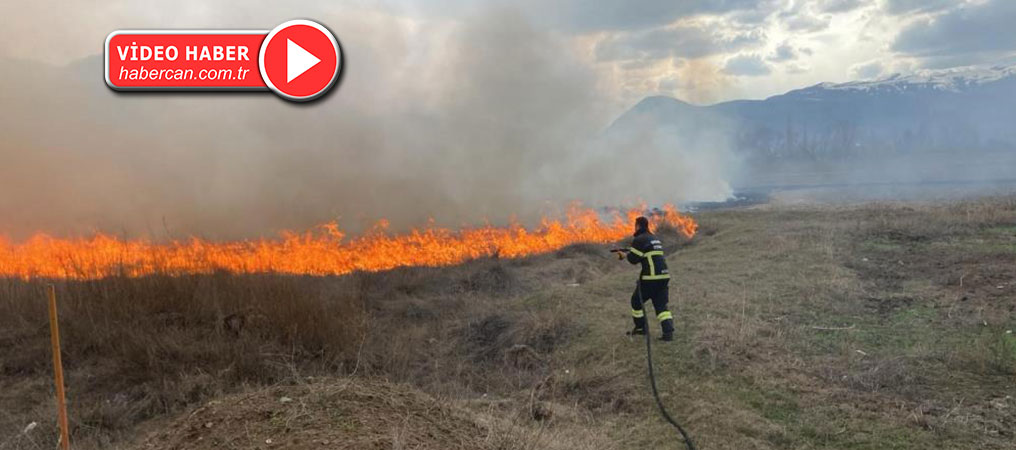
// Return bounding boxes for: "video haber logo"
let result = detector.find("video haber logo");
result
[104,20,342,102]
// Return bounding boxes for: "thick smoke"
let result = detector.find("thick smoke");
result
[0,7,735,241]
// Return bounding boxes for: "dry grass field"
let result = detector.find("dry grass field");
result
[2,196,1014,449]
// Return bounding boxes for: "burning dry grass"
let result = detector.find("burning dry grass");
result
[0,205,696,279]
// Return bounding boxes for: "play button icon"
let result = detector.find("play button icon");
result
[259,20,341,101]
[287,39,320,83]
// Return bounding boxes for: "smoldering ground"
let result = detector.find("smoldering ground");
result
[0,6,738,241]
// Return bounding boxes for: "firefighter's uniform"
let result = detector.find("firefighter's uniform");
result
[626,228,674,339]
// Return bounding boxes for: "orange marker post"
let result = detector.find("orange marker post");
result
[47,284,71,450]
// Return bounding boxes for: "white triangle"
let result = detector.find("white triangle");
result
[286,39,321,83]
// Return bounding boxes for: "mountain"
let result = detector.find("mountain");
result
[608,65,1016,163]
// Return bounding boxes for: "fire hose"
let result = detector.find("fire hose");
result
[615,248,696,449]
[635,280,696,450]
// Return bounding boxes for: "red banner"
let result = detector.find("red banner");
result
[105,30,269,90]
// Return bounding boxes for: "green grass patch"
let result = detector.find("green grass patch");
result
[859,238,904,252]
[978,327,1016,374]
[982,225,1016,236]
[731,382,801,424]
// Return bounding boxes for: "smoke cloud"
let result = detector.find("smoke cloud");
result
[0,6,736,241]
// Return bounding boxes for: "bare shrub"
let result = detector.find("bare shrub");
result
[844,357,920,394]
[554,243,604,259]
[461,262,520,296]
[0,274,366,448]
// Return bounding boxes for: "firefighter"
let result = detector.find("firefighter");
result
[618,216,674,341]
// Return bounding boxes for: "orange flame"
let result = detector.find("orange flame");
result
[0,205,696,280]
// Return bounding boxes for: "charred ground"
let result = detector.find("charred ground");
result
[1,198,1015,449]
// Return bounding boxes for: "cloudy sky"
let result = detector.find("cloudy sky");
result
[1,0,1013,108]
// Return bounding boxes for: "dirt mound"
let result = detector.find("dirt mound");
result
[139,378,498,450]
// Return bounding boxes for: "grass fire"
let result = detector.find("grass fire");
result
[0,205,696,279]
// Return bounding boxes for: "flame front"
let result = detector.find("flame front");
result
[0,205,696,280]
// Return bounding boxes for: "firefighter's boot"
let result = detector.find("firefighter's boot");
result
[629,309,647,336]
[659,311,675,342]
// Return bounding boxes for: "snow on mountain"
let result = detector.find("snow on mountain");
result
[818,64,1016,93]
[607,63,1016,162]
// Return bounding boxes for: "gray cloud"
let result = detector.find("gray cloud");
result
[892,0,1016,63]
[916,53,1016,70]
[819,0,867,13]
[778,1,832,33]
[532,0,775,32]
[595,25,764,62]
[723,54,772,76]
[851,60,884,78]
[783,13,830,32]
[379,0,786,34]
[768,41,797,62]
[883,0,955,15]
[727,7,777,25]
[784,63,809,74]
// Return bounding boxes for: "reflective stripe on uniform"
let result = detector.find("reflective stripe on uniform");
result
[634,247,668,279]
[641,274,670,280]
[645,249,665,277]
[657,311,673,321]
[631,309,645,318]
